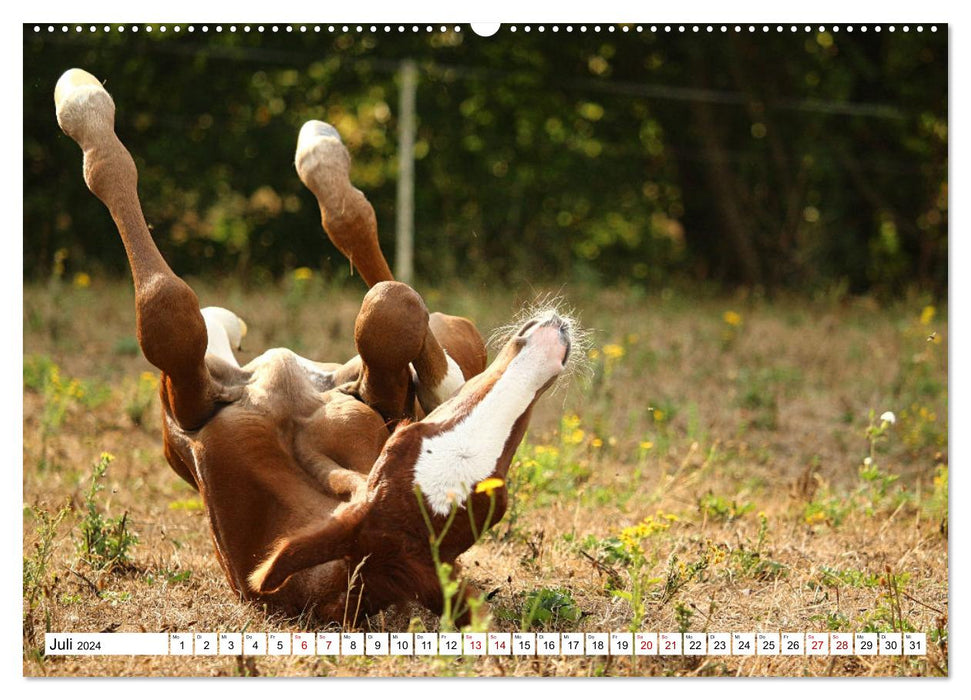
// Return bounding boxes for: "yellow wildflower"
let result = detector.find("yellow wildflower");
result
[920,305,936,325]
[562,414,581,430]
[169,498,205,511]
[805,511,826,526]
[293,266,314,281]
[564,428,585,446]
[723,310,743,327]
[602,343,625,360]
[618,530,645,559]
[639,440,654,451]
[73,272,91,288]
[619,513,677,547]
[591,437,604,449]
[53,248,69,278]
[474,477,505,496]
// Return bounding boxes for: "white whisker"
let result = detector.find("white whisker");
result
[487,293,593,386]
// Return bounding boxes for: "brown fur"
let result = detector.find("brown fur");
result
[56,69,568,627]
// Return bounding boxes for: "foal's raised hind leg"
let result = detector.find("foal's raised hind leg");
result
[55,69,216,430]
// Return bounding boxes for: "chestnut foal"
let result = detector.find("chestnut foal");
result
[55,69,574,626]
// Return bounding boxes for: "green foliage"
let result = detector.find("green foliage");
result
[145,569,192,586]
[803,493,852,528]
[125,372,160,428]
[512,442,591,504]
[803,406,943,529]
[735,365,804,431]
[857,460,910,515]
[674,601,694,633]
[25,355,110,420]
[698,492,755,523]
[727,514,788,582]
[23,504,71,625]
[924,463,948,524]
[859,604,917,633]
[661,552,712,602]
[113,335,140,356]
[589,535,634,568]
[520,588,582,629]
[809,611,852,631]
[413,484,500,632]
[25,28,946,295]
[587,513,679,631]
[809,566,881,590]
[504,435,591,539]
[75,453,139,572]
[24,356,112,469]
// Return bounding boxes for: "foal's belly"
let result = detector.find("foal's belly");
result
[238,348,391,475]
[162,348,391,592]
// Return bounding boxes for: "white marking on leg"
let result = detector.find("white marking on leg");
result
[437,352,466,401]
[414,351,466,412]
[201,307,246,368]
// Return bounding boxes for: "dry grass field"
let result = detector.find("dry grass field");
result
[22,275,948,677]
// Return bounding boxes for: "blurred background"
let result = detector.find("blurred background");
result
[24,25,947,298]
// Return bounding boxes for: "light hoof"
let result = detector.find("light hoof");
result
[54,68,115,145]
[298,120,342,147]
[201,306,248,365]
[295,120,351,181]
[54,68,103,109]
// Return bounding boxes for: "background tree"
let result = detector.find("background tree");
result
[24,25,947,297]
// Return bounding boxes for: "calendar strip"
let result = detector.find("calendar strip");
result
[44,632,928,657]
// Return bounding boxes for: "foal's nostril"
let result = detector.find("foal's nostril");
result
[517,319,538,337]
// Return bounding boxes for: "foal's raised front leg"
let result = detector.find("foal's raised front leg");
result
[55,69,216,429]
[296,120,473,413]
[295,121,394,288]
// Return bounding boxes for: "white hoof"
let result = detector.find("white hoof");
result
[295,120,349,181]
[201,307,248,366]
[54,68,115,145]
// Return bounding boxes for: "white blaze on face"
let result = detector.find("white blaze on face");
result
[413,320,568,516]
[201,307,247,368]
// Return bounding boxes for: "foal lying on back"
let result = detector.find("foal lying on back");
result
[55,68,577,625]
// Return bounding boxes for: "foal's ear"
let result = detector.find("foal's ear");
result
[248,502,369,595]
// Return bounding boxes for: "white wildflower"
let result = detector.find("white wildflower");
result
[880,411,896,425]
